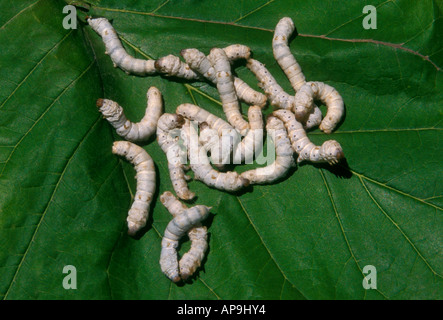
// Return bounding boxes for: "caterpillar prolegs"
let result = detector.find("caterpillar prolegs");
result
[159,191,211,282]
[112,141,156,235]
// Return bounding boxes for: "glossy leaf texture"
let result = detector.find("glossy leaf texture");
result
[0,0,441,299]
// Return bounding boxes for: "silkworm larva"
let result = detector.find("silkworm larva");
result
[240,116,295,184]
[272,109,345,165]
[112,141,156,235]
[273,17,306,92]
[180,48,267,108]
[157,113,195,200]
[160,191,208,281]
[296,82,344,134]
[87,17,156,76]
[209,48,250,135]
[96,87,163,142]
[182,121,250,191]
[160,195,211,282]
[176,103,239,166]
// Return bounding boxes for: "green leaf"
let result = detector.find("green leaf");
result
[0,0,441,299]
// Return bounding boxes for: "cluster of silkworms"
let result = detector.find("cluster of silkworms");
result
[88,16,346,282]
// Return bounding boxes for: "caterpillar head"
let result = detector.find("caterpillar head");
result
[294,91,314,122]
[112,141,130,156]
[320,140,345,165]
[154,55,179,74]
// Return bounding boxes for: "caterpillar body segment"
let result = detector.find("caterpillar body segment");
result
[232,105,264,164]
[209,48,250,135]
[296,82,344,134]
[182,121,250,191]
[180,48,267,108]
[97,87,163,142]
[272,109,344,165]
[160,193,211,282]
[160,191,209,281]
[87,17,156,75]
[273,17,306,92]
[112,141,156,235]
[157,114,195,200]
[240,116,295,184]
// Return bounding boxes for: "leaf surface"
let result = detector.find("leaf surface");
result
[0,0,441,299]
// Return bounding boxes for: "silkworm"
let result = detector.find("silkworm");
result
[240,116,295,184]
[159,192,211,282]
[272,109,345,165]
[112,141,156,235]
[182,121,250,191]
[273,17,306,92]
[176,103,240,166]
[209,48,250,135]
[295,82,344,134]
[87,17,156,76]
[160,191,208,281]
[180,48,267,108]
[96,86,163,142]
[157,113,195,200]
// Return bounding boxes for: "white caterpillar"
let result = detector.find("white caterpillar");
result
[246,58,322,129]
[240,116,295,184]
[272,17,344,131]
[112,141,156,235]
[180,48,267,108]
[176,103,239,167]
[87,17,156,75]
[295,82,344,134]
[160,191,208,281]
[181,120,250,191]
[96,86,163,142]
[273,17,306,92]
[156,113,196,200]
[159,192,211,282]
[273,109,344,165]
[208,48,250,135]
